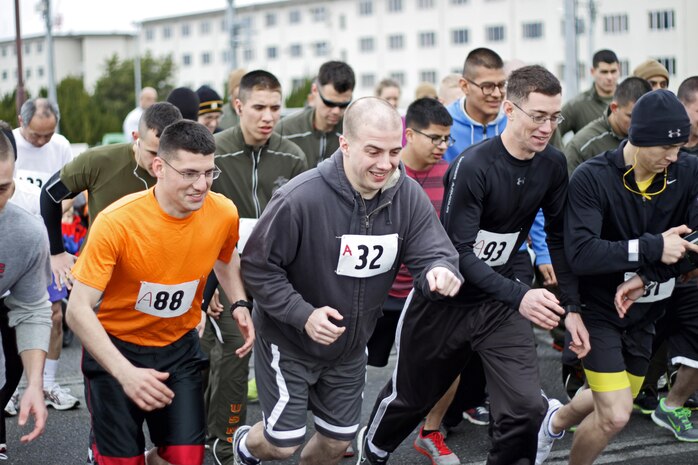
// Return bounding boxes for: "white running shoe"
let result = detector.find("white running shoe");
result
[44,384,80,410]
[536,398,565,465]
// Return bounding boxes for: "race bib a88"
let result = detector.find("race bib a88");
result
[336,234,399,278]
[134,279,199,318]
[473,230,519,267]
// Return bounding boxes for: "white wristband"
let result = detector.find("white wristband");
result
[628,239,639,262]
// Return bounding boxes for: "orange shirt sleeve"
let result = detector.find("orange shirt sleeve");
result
[71,213,121,291]
[216,199,240,264]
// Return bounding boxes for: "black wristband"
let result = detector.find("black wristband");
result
[230,300,253,314]
[564,305,582,316]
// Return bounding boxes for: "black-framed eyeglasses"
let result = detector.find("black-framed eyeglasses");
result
[161,157,221,182]
[511,101,565,125]
[411,128,456,147]
[316,82,352,109]
[466,78,507,96]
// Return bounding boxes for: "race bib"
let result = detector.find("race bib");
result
[336,234,398,278]
[16,169,50,188]
[237,218,258,253]
[473,230,519,267]
[624,272,675,303]
[134,279,199,318]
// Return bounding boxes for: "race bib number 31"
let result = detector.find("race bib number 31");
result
[336,234,398,278]
[473,230,519,267]
[135,279,199,318]
[624,273,675,303]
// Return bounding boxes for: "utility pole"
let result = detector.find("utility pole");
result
[588,0,597,74]
[226,0,237,71]
[134,22,142,108]
[563,0,579,101]
[14,0,25,118]
[41,0,58,130]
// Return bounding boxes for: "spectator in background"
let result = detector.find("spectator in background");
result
[678,76,698,154]
[438,74,463,106]
[375,78,401,109]
[414,82,438,100]
[196,85,224,134]
[122,87,157,141]
[219,69,247,131]
[633,59,670,90]
[167,87,200,121]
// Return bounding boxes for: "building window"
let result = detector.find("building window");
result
[37,67,44,77]
[313,41,329,57]
[200,21,211,35]
[388,34,404,50]
[243,48,254,62]
[201,52,211,65]
[359,37,375,52]
[25,68,31,79]
[292,78,306,90]
[451,0,468,4]
[24,43,30,55]
[655,57,676,75]
[361,73,376,88]
[267,46,278,59]
[522,22,544,39]
[163,26,172,39]
[486,25,505,41]
[452,28,469,44]
[390,71,406,86]
[289,10,301,24]
[222,50,232,63]
[359,0,373,16]
[221,19,228,31]
[181,23,190,36]
[418,0,434,8]
[1,70,6,80]
[420,70,437,84]
[603,14,628,33]
[310,7,326,22]
[36,42,42,53]
[145,28,154,41]
[266,13,277,27]
[182,54,192,66]
[290,43,302,57]
[649,10,675,30]
[339,14,346,29]
[561,18,585,35]
[1,46,6,57]
[418,31,436,48]
[387,0,402,12]
[619,59,630,77]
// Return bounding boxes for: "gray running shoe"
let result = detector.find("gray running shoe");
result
[651,398,698,442]
[4,389,19,416]
[536,398,564,464]
[44,384,79,410]
[413,427,461,465]
[232,426,260,465]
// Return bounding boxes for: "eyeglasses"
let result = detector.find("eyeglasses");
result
[161,157,221,182]
[511,102,565,125]
[466,79,507,96]
[411,128,456,147]
[316,83,352,109]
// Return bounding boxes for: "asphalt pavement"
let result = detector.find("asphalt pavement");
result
[5,329,698,464]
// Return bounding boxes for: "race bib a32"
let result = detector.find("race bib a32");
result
[336,234,398,278]
[624,272,675,303]
[472,230,519,267]
[134,279,199,318]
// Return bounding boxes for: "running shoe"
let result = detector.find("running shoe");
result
[44,384,80,410]
[344,443,355,457]
[463,404,489,426]
[3,389,19,417]
[356,426,389,464]
[247,378,258,404]
[685,391,698,410]
[633,388,659,415]
[0,443,7,460]
[536,398,564,465]
[651,398,698,442]
[232,425,260,465]
[413,426,461,465]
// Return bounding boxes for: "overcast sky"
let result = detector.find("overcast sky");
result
[0,0,272,40]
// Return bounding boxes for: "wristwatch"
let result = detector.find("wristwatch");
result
[636,271,657,294]
[230,300,253,315]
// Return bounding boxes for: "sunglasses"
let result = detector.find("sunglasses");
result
[316,83,352,109]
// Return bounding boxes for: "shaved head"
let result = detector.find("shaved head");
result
[343,97,402,142]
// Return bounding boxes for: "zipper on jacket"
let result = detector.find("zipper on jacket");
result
[319,134,327,162]
[251,148,262,218]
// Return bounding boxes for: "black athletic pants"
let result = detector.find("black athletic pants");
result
[365,291,546,465]
[0,299,23,445]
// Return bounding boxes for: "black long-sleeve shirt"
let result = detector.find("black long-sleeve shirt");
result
[442,136,578,309]
[565,142,698,311]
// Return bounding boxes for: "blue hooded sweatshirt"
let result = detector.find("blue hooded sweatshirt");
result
[444,97,507,163]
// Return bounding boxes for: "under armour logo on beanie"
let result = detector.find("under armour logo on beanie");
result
[628,89,690,147]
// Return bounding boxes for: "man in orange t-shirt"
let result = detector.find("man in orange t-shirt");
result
[66,120,254,465]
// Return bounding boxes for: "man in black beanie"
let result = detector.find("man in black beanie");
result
[167,87,200,121]
[196,85,224,134]
[536,89,698,464]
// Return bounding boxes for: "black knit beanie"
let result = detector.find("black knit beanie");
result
[628,89,690,147]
